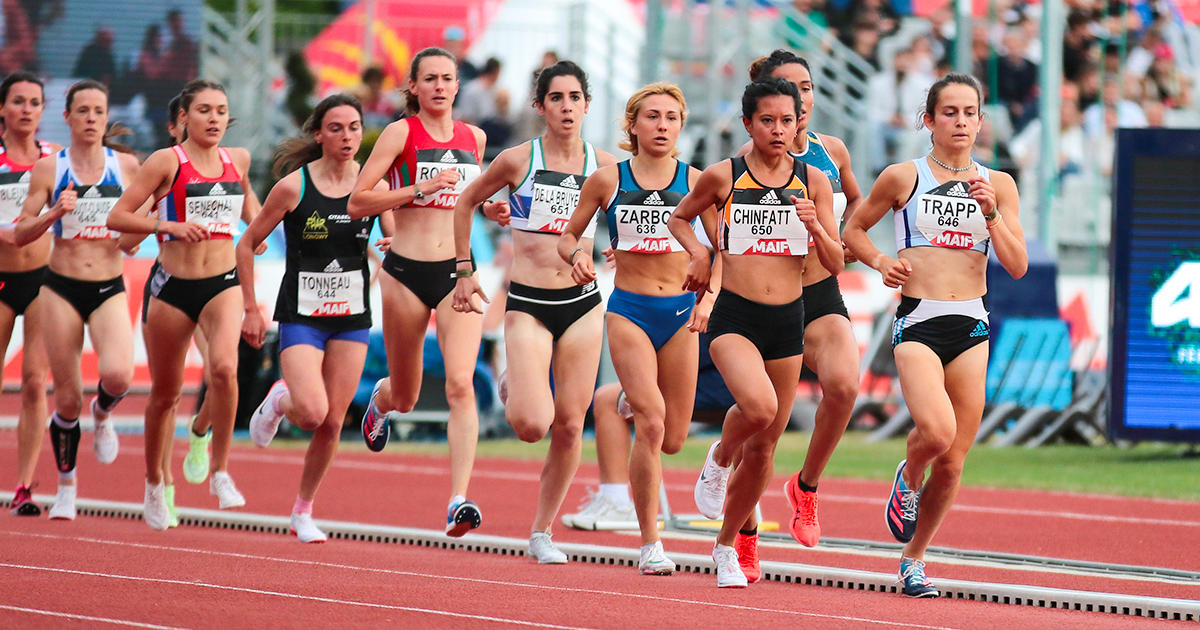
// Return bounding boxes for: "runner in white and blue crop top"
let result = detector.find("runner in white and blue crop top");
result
[843,73,1027,598]
[451,61,619,560]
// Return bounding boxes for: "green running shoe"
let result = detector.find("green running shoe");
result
[183,417,211,484]
[165,484,179,528]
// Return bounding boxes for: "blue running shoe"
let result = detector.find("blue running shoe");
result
[446,499,482,537]
[885,460,921,543]
[899,557,939,598]
[361,379,390,452]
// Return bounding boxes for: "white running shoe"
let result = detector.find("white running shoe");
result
[713,543,748,588]
[249,380,289,448]
[639,541,676,576]
[209,472,246,509]
[616,391,633,421]
[563,489,638,530]
[91,398,119,465]
[694,440,731,520]
[48,485,77,520]
[144,481,169,531]
[290,512,328,543]
[528,532,568,564]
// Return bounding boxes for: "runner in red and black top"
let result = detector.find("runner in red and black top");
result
[0,72,64,517]
[107,79,262,530]
[349,47,488,535]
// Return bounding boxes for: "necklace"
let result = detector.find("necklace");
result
[927,153,973,172]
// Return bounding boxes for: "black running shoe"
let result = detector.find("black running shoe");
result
[446,499,482,537]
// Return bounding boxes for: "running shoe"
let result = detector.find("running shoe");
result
[784,472,821,547]
[616,391,633,421]
[183,416,211,484]
[528,532,568,564]
[361,378,390,452]
[290,512,328,543]
[899,557,940,598]
[91,397,119,464]
[734,531,761,583]
[144,481,169,531]
[712,543,747,588]
[694,440,731,520]
[249,380,288,448]
[48,485,76,520]
[446,498,482,537]
[885,460,921,543]
[562,488,638,531]
[638,541,676,576]
[10,484,41,516]
[209,471,246,509]
[165,485,179,528]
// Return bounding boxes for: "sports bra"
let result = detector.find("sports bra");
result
[52,147,124,240]
[894,157,991,255]
[0,140,53,224]
[155,145,244,242]
[508,137,599,237]
[718,155,810,256]
[604,159,691,253]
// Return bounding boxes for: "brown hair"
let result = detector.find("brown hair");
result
[403,47,456,114]
[178,79,231,141]
[619,82,687,157]
[917,72,983,130]
[273,93,363,178]
[63,79,134,155]
[748,49,811,82]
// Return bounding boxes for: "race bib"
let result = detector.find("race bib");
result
[297,259,366,317]
[0,171,31,224]
[413,148,481,210]
[527,170,594,237]
[915,180,988,250]
[185,181,243,238]
[59,184,121,239]
[726,188,808,256]
[613,190,686,253]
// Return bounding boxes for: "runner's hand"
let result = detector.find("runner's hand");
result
[681,253,712,295]
[601,246,616,268]
[791,195,819,231]
[688,297,713,333]
[254,240,268,255]
[968,177,997,217]
[241,307,267,349]
[428,168,460,193]
[452,275,489,315]
[375,237,391,252]
[875,254,911,288]
[483,200,511,227]
[571,250,596,285]
[53,181,76,217]
[163,221,208,242]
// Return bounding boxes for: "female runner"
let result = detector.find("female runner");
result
[3,72,62,516]
[668,77,841,587]
[730,50,864,572]
[348,47,487,535]
[451,61,615,558]
[240,94,392,542]
[843,73,1026,597]
[14,80,143,520]
[108,79,261,530]
[558,82,716,574]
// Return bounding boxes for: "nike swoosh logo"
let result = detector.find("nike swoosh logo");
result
[99,286,113,293]
[676,309,689,316]
[224,273,236,280]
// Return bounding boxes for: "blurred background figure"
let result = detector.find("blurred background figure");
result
[355,66,399,131]
[72,27,116,87]
[443,25,479,83]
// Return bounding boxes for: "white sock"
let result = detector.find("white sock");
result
[598,483,631,508]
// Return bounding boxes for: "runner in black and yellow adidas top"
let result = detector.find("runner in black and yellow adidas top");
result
[451,61,616,557]
[668,77,842,588]
[843,73,1027,597]
[558,83,716,576]
[238,94,391,543]
[0,72,63,517]
[14,80,145,521]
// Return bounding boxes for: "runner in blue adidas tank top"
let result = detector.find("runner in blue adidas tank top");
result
[844,74,1027,597]
[238,94,392,543]
[452,61,617,559]
[0,73,63,517]
[669,77,842,588]
[558,83,717,575]
[731,51,865,562]
[14,80,145,521]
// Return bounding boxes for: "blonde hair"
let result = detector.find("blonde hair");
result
[619,82,687,157]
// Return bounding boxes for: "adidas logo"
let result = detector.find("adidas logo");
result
[439,152,458,164]
[324,260,343,273]
[559,176,579,189]
[946,182,969,198]
[969,321,988,337]
[82,187,101,199]
[760,189,781,205]
[645,191,663,206]
[209,183,226,196]
[18,172,30,184]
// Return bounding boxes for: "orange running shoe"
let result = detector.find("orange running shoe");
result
[784,472,821,547]
[734,531,761,583]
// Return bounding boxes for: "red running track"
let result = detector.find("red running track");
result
[0,433,1197,628]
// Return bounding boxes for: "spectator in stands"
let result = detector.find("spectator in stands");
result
[1125,26,1165,78]
[163,9,198,82]
[1077,62,1102,110]
[1142,42,1192,108]
[869,47,932,174]
[1010,83,1087,186]
[1063,11,1097,82]
[356,66,398,130]
[971,117,1016,179]
[457,57,504,126]
[1084,80,1148,136]
[834,0,898,41]
[910,35,936,75]
[1143,97,1167,126]
[72,28,116,86]
[786,0,831,42]
[1018,14,1042,64]
[850,22,882,70]
[996,26,1039,132]
[514,51,560,143]
[443,26,480,84]
[925,5,955,64]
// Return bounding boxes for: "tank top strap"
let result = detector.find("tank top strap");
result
[582,141,597,176]
[530,136,545,172]
[299,164,310,202]
[218,147,233,164]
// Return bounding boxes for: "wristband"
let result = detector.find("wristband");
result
[569,247,584,264]
[153,219,161,235]
[983,208,998,222]
[412,184,425,200]
[456,258,473,265]
[453,268,474,279]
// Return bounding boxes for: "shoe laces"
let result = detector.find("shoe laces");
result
[799,491,819,526]
[702,463,729,500]
[212,475,238,496]
[366,408,388,441]
[900,558,932,586]
[715,547,740,574]
[735,535,759,565]
[899,488,920,522]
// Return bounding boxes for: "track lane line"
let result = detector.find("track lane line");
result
[1,531,965,630]
[0,604,188,629]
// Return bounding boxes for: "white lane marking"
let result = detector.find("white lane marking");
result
[1,532,964,630]
[0,604,188,629]
[0,562,594,630]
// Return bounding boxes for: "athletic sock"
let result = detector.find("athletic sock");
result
[49,413,81,477]
[96,380,127,413]
[797,474,818,494]
[293,496,314,515]
[598,483,631,508]
[739,527,758,537]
